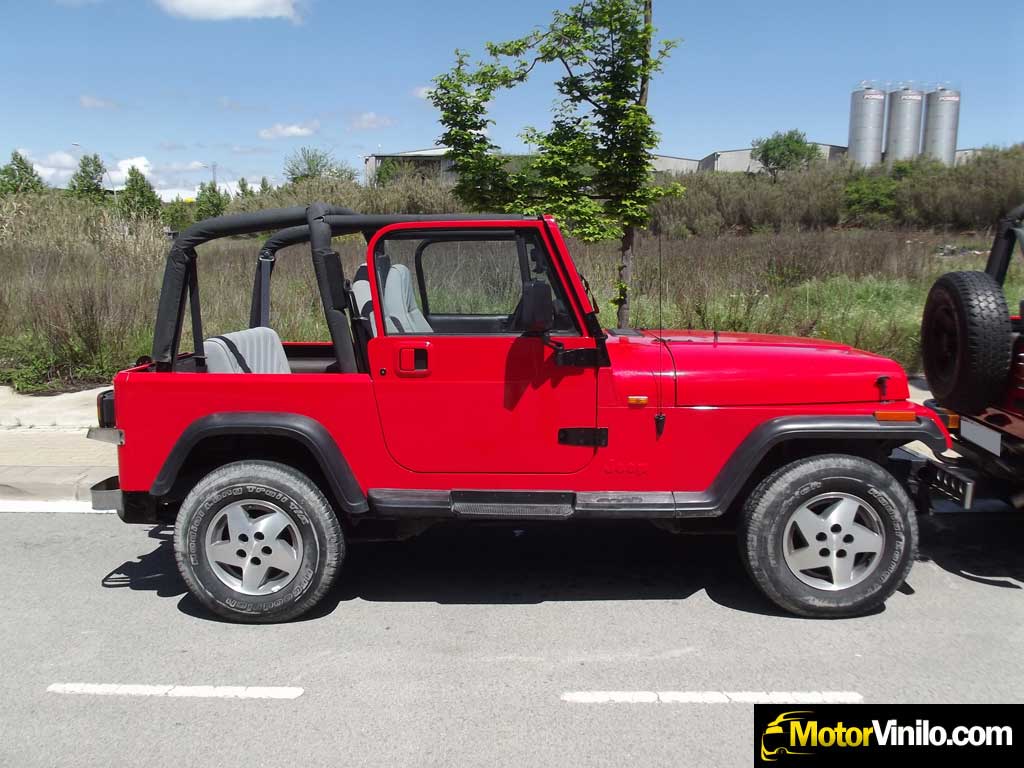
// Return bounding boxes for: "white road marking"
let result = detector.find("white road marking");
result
[561,690,863,704]
[47,683,303,700]
[0,501,112,514]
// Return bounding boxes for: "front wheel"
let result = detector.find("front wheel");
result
[173,460,344,623]
[739,454,916,618]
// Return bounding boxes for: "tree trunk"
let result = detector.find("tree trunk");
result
[639,0,652,107]
[615,1,653,330]
[616,225,635,328]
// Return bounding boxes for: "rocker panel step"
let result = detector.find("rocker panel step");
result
[366,489,723,519]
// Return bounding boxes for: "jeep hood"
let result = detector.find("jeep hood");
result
[646,330,909,406]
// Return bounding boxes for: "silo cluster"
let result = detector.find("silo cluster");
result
[847,83,960,168]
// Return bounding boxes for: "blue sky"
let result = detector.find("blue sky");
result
[1,0,1018,199]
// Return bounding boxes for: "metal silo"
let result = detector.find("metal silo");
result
[848,85,887,168]
[885,86,924,164]
[922,87,961,166]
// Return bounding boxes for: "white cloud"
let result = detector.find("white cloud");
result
[154,178,260,202]
[108,156,153,185]
[348,112,395,130]
[25,150,79,184]
[258,120,319,139]
[79,94,116,109]
[155,186,199,202]
[157,160,206,172]
[228,144,273,155]
[155,0,300,21]
[412,86,432,100]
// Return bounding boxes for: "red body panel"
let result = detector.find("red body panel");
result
[111,219,949,499]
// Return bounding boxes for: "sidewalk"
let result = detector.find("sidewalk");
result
[0,385,116,502]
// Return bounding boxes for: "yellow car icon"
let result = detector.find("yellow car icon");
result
[760,711,816,762]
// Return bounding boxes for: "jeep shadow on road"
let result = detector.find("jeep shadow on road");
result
[91,514,1005,624]
[99,521,780,620]
[100,514,1023,624]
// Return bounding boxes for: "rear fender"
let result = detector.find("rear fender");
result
[150,412,368,515]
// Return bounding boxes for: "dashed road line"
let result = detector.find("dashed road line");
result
[561,690,863,704]
[47,683,304,700]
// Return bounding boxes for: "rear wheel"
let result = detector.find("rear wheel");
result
[921,270,1011,414]
[739,454,916,618]
[173,460,344,623]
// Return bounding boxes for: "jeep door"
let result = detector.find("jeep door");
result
[366,222,599,474]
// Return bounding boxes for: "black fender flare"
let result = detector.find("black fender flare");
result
[674,414,948,517]
[151,412,368,515]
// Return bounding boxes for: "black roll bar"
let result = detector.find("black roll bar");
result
[984,203,1024,286]
[152,205,529,372]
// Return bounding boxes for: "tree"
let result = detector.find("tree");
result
[236,177,254,198]
[194,181,230,220]
[751,130,822,182]
[67,154,107,205]
[162,196,195,233]
[117,166,161,220]
[431,0,679,326]
[283,147,358,184]
[0,150,46,195]
[259,176,273,195]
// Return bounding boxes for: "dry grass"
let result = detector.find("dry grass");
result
[1,190,1010,391]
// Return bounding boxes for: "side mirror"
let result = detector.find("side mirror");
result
[521,280,555,334]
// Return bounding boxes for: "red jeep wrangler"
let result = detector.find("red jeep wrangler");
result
[89,204,949,623]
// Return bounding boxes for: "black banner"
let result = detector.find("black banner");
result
[754,704,1022,766]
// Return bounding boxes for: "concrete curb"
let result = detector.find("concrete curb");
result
[0,465,115,503]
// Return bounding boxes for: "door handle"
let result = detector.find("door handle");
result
[397,344,430,377]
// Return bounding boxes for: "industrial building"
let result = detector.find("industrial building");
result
[367,83,966,183]
[697,143,847,173]
[364,149,700,184]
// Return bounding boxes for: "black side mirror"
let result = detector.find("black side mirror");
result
[521,280,555,334]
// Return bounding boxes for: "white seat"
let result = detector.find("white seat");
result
[352,263,432,336]
[383,264,432,334]
[204,327,290,374]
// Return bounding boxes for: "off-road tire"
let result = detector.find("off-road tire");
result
[739,454,917,618]
[921,270,1012,414]
[173,460,344,623]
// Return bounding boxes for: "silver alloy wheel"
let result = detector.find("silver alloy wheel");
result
[782,492,885,591]
[204,499,307,596]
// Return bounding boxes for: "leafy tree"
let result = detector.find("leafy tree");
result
[284,147,358,184]
[431,0,679,326]
[117,166,161,220]
[194,181,230,220]
[751,130,822,182]
[67,153,107,205]
[259,176,273,195]
[161,196,195,233]
[0,150,46,196]
[842,173,899,227]
[236,177,254,198]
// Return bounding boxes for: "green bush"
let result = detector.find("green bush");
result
[842,174,899,226]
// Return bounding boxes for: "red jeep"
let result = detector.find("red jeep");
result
[89,204,949,623]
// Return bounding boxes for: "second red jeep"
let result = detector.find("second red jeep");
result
[89,204,949,622]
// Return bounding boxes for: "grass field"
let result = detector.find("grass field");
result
[0,192,1015,392]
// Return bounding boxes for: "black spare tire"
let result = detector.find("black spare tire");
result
[921,270,1012,414]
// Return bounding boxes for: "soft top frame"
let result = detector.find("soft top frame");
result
[152,203,527,372]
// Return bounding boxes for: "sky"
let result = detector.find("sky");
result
[0,0,1019,200]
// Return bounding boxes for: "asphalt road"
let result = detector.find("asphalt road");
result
[1,511,1022,767]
